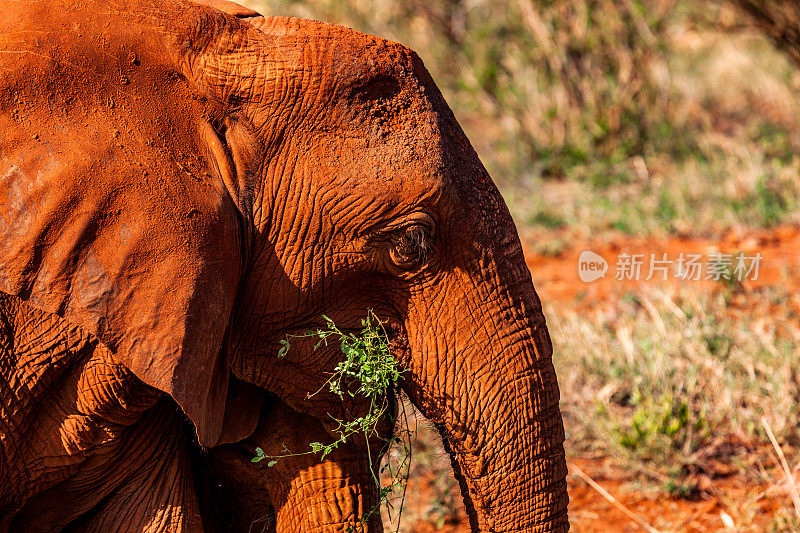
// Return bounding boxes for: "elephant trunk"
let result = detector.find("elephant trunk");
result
[445,323,568,531]
[405,257,569,531]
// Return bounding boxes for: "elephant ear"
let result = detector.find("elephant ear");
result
[0,0,267,446]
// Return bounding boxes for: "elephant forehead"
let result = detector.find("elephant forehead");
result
[307,120,447,208]
[242,16,430,117]
[257,16,417,81]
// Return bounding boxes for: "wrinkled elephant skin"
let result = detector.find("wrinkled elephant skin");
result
[0,0,569,531]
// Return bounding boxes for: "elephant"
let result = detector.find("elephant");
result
[0,0,569,531]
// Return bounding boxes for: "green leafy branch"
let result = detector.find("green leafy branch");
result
[251,310,413,530]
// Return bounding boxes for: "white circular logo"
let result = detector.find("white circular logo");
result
[578,250,608,282]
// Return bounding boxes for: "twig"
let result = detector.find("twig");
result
[392,394,412,529]
[571,464,662,533]
[761,417,800,519]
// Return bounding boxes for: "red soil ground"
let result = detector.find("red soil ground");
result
[408,225,800,532]
[526,225,800,311]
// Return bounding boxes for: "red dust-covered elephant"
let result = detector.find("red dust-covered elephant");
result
[0,0,569,530]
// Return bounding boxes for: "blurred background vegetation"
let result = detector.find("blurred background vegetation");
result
[247,0,800,243]
[241,0,800,530]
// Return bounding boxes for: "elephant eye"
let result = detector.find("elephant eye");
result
[389,225,430,269]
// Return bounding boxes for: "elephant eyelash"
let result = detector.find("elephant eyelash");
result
[363,215,434,270]
[397,225,430,262]
[390,225,431,270]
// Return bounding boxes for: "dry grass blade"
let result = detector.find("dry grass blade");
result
[571,464,663,533]
[761,417,800,519]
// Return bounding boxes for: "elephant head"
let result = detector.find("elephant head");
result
[0,0,568,530]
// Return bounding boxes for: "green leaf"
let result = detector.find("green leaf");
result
[251,447,265,462]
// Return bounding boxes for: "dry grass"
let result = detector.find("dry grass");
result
[552,284,800,471]
[550,284,800,529]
